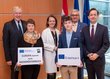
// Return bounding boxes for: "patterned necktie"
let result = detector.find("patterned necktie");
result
[91,25,94,40]
[18,21,23,34]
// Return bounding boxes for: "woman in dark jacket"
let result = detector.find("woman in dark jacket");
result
[18,19,43,79]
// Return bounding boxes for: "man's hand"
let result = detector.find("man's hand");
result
[87,53,93,58]
[90,53,99,61]
[6,61,12,65]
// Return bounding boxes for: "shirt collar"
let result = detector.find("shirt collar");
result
[90,22,97,28]
[73,22,78,26]
[14,20,21,25]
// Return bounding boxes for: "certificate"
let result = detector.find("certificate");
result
[18,47,43,65]
[58,48,80,66]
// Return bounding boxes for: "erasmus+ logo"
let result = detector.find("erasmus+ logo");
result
[59,54,65,59]
[19,50,24,53]
[58,54,79,59]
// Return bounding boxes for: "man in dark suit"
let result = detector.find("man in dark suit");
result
[2,6,26,79]
[81,8,109,79]
[70,9,87,79]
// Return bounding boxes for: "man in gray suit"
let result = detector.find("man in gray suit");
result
[81,8,109,79]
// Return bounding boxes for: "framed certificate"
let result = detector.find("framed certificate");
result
[18,47,43,65]
[58,48,80,66]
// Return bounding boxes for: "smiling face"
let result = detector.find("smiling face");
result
[13,6,22,21]
[48,17,56,28]
[88,10,99,24]
[70,10,80,23]
[27,23,35,32]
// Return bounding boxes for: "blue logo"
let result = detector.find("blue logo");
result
[19,50,24,53]
[59,54,65,59]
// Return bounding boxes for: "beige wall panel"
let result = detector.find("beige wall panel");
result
[0,66,10,79]
[0,15,14,41]
[68,0,74,14]
[0,41,6,65]
[0,41,10,79]
[0,0,61,14]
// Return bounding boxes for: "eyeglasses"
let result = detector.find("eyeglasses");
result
[70,14,79,16]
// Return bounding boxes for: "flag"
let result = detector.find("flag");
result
[62,0,68,16]
[74,0,83,22]
[74,0,90,24]
[61,0,68,31]
[74,0,79,10]
[83,0,90,25]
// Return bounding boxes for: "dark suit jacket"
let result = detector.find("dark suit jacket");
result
[3,19,26,64]
[81,23,109,64]
[59,31,79,48]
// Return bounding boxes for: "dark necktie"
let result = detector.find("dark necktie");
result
[91,25,94,40]
[18,21,23,35]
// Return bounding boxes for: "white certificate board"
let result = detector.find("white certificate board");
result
[18,47,43,65]
[58,48,80,66]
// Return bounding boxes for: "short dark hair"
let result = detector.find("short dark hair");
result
[63,16,72,23]
[26,19,35,26]
[88,8,99,16]
[46,15,57,28]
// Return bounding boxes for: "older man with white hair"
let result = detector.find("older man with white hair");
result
[2,6,26,79]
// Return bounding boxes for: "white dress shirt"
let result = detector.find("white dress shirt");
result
[90,22,97,36]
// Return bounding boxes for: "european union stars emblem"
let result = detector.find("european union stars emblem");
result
[19,50,24,53]
[59,54,65,59]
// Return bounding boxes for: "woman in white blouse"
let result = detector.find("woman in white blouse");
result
[42,15,59,79]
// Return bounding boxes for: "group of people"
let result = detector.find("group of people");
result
[2,6,109,79]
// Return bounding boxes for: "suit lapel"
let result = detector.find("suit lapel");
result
[21,20,26,33]
[63,32,68,48]
[69,31,74,47]
[47,28,55,44]
[11,19,20,34]
[87,26,91,40]
[76,22,81,33]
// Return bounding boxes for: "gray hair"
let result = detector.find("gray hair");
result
[70,9,79,15]
[12,6,22,13]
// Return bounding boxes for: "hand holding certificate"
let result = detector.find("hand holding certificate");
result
[57,48,80,66]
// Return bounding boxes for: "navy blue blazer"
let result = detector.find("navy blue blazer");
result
[59,31,78,48]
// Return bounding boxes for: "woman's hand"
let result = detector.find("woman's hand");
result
[53,46,58,51]
[16,62,22,67]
